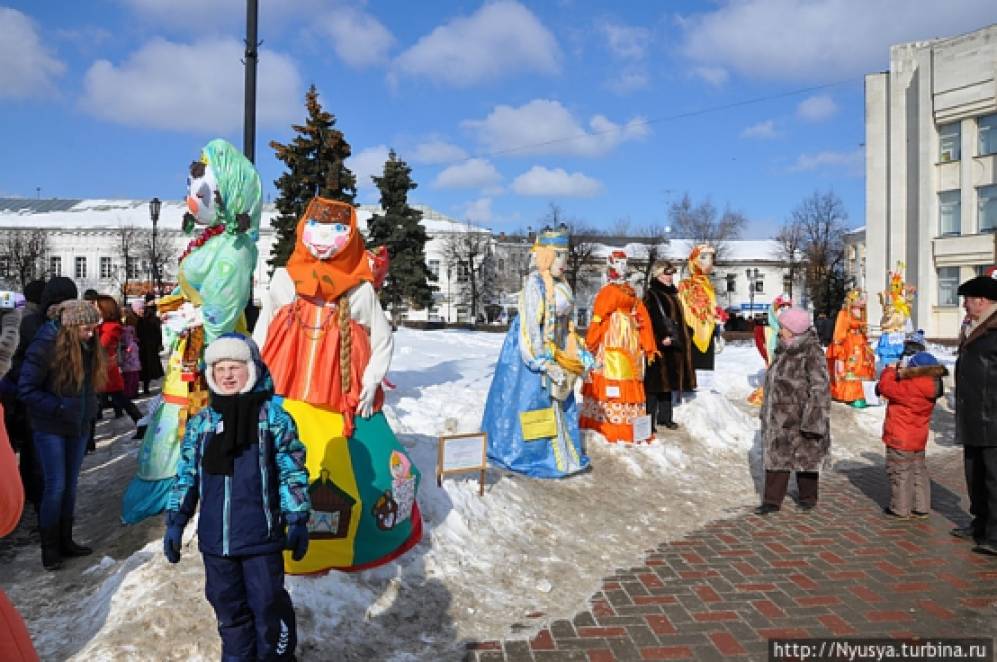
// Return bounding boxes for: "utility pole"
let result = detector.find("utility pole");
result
[243,0,259,163]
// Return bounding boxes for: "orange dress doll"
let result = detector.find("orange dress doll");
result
[827,290,876,407]
[580,251,658,443]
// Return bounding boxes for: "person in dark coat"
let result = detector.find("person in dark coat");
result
[18,300,106,570]
[6,277,78,511]
[643,260,696,430]
[134,299,164,394]
[951,275,997,555]
[755,308,831,514]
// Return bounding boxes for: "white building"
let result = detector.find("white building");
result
[844,226,866,290]
[0,198,488,321]
[865,24,997,339]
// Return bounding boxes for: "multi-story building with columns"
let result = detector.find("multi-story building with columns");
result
[865,24,997,339]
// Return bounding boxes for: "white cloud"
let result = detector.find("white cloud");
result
[349,145,391,191]
[0,7,66,99]
[411,140,468,165]
[741,120,778,139]
[392,0,560,86]
[691,66,729,87]
[790,148,864,176]
[317,7,394,68]
[606,69,649,94]
[463,197,493,223]
[600,22,651,60]
[511,166,603,197]
[797,94,837,122]
[80,38,301,134]
[463,99,649,158]
[679,0,997,81]
[434,159,502,189]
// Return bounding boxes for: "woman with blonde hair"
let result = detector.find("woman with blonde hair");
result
[18,300,107,569]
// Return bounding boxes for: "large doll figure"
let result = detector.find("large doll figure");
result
[254,197,421,574]
[580,251,658,444]
[678,244,723,370]
[122,139,260,524]
[876,264,916,365]
[827,289,876,407]
[482,227,592,478]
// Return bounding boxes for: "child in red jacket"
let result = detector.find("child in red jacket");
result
[875,352,948,519]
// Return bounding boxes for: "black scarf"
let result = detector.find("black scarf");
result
[203,388,271,476]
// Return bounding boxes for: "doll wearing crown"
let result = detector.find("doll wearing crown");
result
[482,227,593,478]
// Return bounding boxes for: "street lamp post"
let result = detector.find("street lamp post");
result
[149,197,162,295]
[446,264,452,323]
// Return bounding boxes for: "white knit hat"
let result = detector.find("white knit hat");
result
[204,335,256,394]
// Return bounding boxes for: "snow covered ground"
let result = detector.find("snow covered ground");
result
[0,329,959,661]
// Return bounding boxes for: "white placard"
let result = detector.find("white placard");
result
[633,415,653,441]
[605,385,621,398]
[441,434,486,472]
[861,380,881,407]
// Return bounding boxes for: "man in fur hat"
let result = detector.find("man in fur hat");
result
[951,274,997,555]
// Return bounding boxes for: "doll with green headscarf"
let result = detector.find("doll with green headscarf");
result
[122,138,261,524]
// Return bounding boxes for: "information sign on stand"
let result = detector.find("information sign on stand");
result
[437,432,488,496]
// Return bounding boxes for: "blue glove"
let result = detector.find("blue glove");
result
[285,514,310,562]
[163,512,186,564]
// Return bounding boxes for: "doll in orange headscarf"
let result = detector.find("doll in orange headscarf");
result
[827,289,876,407]
[254,197,421,574]
[579,250,658,443]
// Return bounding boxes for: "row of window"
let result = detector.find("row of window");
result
[938,265,993,306]
[938,114,997,162]
[0,255,143,280]
[938,185,997,235]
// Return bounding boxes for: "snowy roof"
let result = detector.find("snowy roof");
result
[590,239,786,262]
[0,198,487,235]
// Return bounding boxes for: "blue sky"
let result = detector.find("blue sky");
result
[1,1,996,238]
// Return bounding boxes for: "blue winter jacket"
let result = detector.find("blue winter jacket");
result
[17,320,99,438]
[166,363,311,557]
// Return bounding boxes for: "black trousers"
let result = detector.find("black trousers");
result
[964,446,997,544]
[646,392,674,425]
[203,551,297,661]
[762,470,819,507]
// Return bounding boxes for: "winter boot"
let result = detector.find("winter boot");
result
[59,518,92,557]
[41,525,63,570]
[124,400,144,424]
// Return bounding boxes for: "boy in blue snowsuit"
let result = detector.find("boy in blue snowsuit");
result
[164,335,310,661]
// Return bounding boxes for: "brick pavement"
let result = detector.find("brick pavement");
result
[466,449,997,661]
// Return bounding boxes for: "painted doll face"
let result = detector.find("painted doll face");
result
[186,160,219,226]
[550,251,568,278]
[608,255,628,279]
[302,219,351,260]
[696,250,715,274]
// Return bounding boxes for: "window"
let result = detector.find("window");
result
[427,259,440,279]
[74,256,87,279]
[939,122,960,162]
[49,256,61,276]
[937,267,960,306]
[497,258,505,273]
[576,307,589,328]
[100,257,113,279]
[979,114,997,156]
[752,276,764,294]
[0,256,9,278]
[126,257,140,279]
[938,190,961,235]
[979,185,997,233]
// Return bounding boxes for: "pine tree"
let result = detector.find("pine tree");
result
[367,150,436,324]
[268,84,357,269]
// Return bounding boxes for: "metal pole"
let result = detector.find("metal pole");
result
[152,217,158,293]
[243,0,258,163]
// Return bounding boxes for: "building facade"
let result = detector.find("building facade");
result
[866,24,997,339]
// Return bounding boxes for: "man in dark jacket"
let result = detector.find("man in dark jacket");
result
[951,274,997,555]
[164,335,310,660]
[814,312,834,347]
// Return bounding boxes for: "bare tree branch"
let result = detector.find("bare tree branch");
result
[773,218,806,299]
[0,229,49,289]
[668,192,746,260]
[790,190,849,314]
[442,223,496,323]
